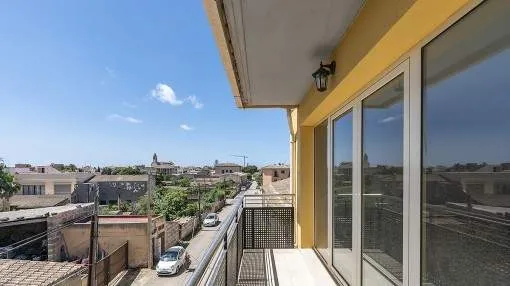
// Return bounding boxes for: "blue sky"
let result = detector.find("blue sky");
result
[0,0,290,167]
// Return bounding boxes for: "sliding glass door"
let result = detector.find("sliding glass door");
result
[332,110,355,284]
[325,62,409,285]
[361,73,405,285]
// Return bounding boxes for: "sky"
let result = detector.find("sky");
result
[0,0,290,167]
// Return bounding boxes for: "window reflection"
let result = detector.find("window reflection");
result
[332,110,354,282]
[422,1,510,285]
[314,120,329,260]
[362,74,404,282]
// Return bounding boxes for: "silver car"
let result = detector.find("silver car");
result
[156,246,189,276]
[202,213,219,227]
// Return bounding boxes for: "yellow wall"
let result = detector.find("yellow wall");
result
[300,0,472,127]
[295,0,474,247]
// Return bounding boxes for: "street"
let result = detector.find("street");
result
[118,182,256,286]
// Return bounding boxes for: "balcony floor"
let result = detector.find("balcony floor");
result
[237,249,336,286]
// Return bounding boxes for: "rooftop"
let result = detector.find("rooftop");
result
[0,259,85,286]
[262,164,290,169]
[0,203,93,224]
[14,172,94,182]
[9,195,69,209]
[264,178,291,194]
[88,174,149,182]
[215,163,242,167]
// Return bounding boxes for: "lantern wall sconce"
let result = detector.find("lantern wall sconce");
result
[312,61,336,92]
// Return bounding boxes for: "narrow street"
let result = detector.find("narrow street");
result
[117,182,256,286]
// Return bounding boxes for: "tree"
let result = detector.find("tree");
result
[101,167,113,175]
[242,165,258,175]
[155,189,197,221]
[253,171,262,186]
[0,161,20,211]
[113,167,142,175]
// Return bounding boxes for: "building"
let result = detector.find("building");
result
[0,204,94,262]
[214,162,242,175]
[219,171,248,184]
[62,215,165,268]
[74,174,149,205]
[8,195,69,210]
[204,0,510,285]
[151,153,177,175]
[261,164,290,186]
[14,173,94,197]
[0,259,86,286]
[8,165,61,175]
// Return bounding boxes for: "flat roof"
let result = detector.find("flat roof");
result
[0,203,93,224]
[14,172,94,183]
[9,195,69,209]
[88,174,148,182]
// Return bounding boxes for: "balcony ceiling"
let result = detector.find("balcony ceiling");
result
[221,0,365,107]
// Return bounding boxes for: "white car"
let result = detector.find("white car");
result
[156,246,189,276]
[203,213,219,227]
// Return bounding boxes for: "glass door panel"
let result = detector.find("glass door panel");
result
[332,110,354,283]
[315,120,329,260]
[362,73,405,285]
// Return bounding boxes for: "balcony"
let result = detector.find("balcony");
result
[186,194,336,286]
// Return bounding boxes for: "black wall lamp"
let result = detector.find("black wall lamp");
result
[312,61,336,92]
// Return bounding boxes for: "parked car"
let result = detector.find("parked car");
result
[156,246,189,276]
[202,213,219,227]
[240,186,247,191]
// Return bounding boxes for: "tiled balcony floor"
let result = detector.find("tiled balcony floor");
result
[237,249,336,286]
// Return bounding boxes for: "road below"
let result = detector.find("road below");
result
[119,183,255,286]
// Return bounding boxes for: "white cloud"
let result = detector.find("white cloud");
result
[150,83,183,106]
[378,115,401,124]
[186,95,204,109]
[180,124,193,131]
[105,66,117,78]
[107,114,142,124]
[122,101,137,109]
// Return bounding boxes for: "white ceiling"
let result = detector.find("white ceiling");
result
[223,0,365,106]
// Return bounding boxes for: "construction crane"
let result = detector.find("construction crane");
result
[231,154,248,167]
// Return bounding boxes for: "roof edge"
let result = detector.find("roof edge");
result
[204,0,245,108]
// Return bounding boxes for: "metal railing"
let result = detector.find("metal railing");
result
[185,194,296,285]
[185,195,244,286]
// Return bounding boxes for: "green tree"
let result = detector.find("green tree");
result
[101,167,113,175]
[155,189,197,221]
[113,166,142,175]
[133,195,151,215]
[242,165,258,174]
[0,161,20,211]
[176,177,191,187]
[253,171,262,186]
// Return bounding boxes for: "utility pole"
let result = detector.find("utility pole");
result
[232,154,248,167]
[87,184,99,286]
[147,168,155,269]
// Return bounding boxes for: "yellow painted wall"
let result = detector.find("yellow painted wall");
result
[296,124,314,247]
[295,0,474,247]
[299,0,472,127]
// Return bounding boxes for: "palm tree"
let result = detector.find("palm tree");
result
[0,160,20,211]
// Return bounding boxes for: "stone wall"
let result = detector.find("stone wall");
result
[203,199,226,215]
[47,204,94,262]
[164,217,199,249]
